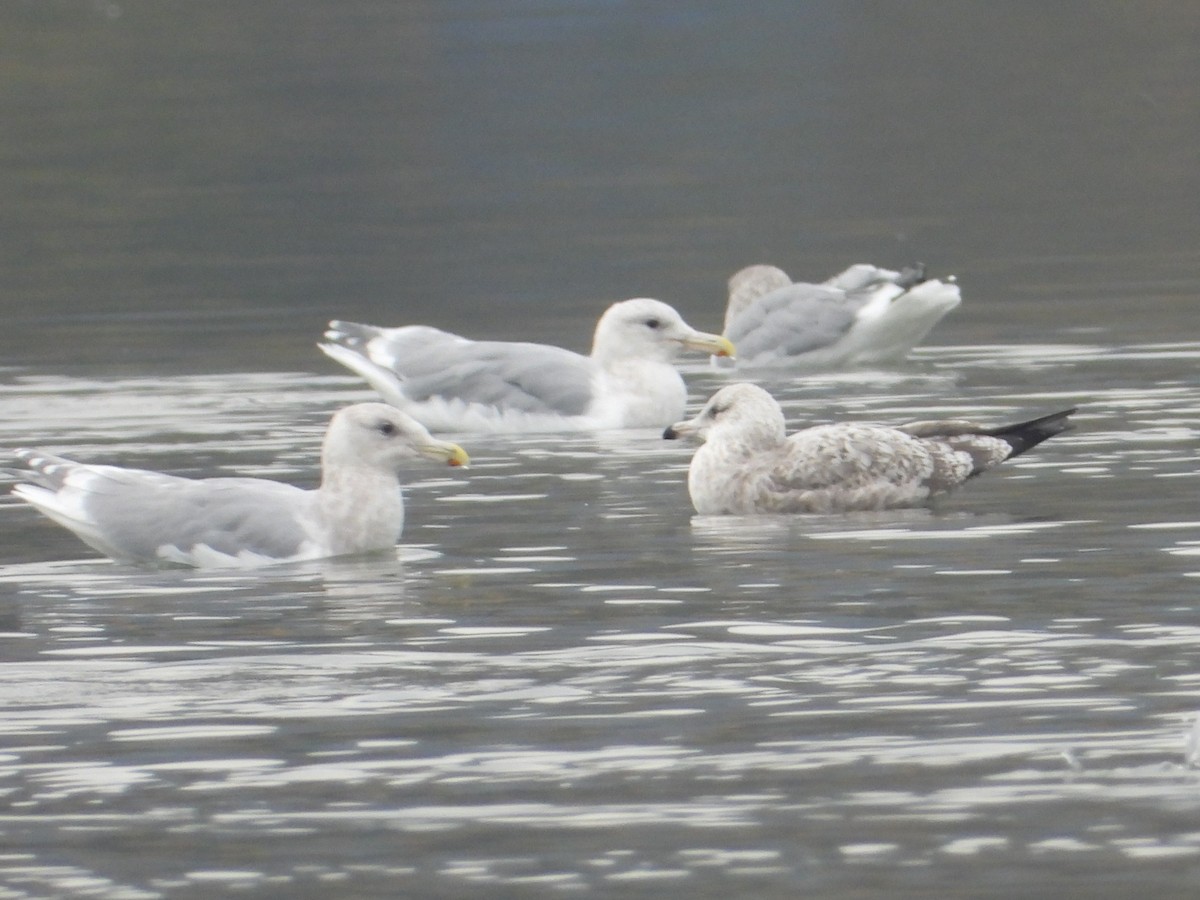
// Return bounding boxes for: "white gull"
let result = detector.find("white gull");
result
[718,262,961,369]
[9,403,468,568]
[319,298,734,433]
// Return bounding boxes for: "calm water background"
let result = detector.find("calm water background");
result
[1,2,1199,897]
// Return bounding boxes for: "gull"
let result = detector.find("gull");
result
[718,262,961,368]
[319,298,734,433]
[9,403,468,568]
[664,382,1075,514]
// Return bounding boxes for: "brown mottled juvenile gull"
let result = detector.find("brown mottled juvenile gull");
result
[663,383,1075,515]
[319,298,735,433]
[718,262,961,369]
[9,403,469,568]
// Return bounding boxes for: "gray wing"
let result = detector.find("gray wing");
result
[14,454,311,562]
[119,477,312,560]
[725,284,857,359]
[323,322,597,417]
[385,339,596,417]
[343,323,473,373]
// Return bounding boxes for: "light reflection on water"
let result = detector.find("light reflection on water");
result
[1,341,1200,894]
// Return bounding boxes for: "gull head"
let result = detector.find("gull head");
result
[725,265,791,330]
[591,298,734,365]
[663,382,787,449]
[322,403,469,474]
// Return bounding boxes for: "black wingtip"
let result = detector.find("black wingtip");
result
[663,426,679,441]
[991,407,1077,459]
[897,262,928,289]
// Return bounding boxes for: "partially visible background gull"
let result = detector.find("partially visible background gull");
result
[8,403,469,568]
[717,262,961,369]
[664,382,1074,514]
[319,298,734,433]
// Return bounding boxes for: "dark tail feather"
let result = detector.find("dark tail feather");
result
[896,262,928,290]
[987,407,1077,459]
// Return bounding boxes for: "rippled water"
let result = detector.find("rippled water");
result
[4,1,1200,897]
[2,339,1200,897]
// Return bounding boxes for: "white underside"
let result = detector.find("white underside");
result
[15,482,326,569]
[396,396,605,434]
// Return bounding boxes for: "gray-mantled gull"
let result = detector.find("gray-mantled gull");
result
[663,383,1075,514]
[9,403,469,568]
[319,298,735,433]
[717,262,961,369]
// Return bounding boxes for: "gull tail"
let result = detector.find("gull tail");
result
[6,449,77,490]
[324,320,383,351]
[986,408,1077,459]
[317,342,410,409]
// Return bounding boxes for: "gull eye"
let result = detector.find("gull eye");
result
[644,317,662,330]
[708,404,726,419]
[378,420,398,437]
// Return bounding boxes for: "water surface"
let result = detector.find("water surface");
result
[2,2,1200,897]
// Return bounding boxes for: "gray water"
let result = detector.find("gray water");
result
[2,2,1200,897]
